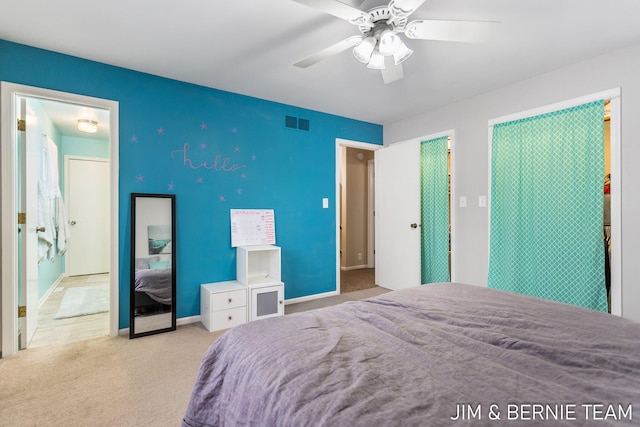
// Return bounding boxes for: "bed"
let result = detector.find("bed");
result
[133,257,172,315]
[183,283,640,426]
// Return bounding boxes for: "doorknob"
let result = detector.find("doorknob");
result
[70,220,77,226]
[36,226,46,232]
[410,223,418,229]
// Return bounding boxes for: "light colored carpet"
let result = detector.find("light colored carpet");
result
[0,286,390,427]
[0,323,224,427]
[54,284,109,319]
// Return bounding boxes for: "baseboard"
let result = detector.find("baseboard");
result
[118,315,202,336]
[38,273,66,309]
[341,265,369,271]
[177,315,201,326]
[285,290,339,305]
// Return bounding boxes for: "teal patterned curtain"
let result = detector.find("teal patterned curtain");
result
[488,101,607,311]
[420,136,451,284]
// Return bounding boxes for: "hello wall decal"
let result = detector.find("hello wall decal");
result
[131,121,255,202]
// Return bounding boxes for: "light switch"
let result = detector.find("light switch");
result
[322,198,329,209]
[459,196,467,208]
[478,195,487,208]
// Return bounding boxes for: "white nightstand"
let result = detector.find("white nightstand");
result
[200,280,247,332]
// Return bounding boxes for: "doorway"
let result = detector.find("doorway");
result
[1,82,119,357]
[335,139,382,295]
[487,89,621,315]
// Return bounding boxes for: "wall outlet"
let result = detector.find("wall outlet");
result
[357,252,362,261]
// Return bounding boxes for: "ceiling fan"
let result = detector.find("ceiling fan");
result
[292,0,498,84]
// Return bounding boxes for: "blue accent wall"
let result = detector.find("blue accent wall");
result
[0,39,383,328]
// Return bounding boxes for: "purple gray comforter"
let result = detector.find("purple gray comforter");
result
[183,283,640,426]
[134,268,172,305]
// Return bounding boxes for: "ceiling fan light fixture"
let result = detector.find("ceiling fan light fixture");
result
[393,41,413,65]
[353,36,377,64]
[378,29,401,56]
[367,50,386,70]
[77,119,98,133]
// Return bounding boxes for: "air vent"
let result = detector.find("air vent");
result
[284,115,310,132]
[285,115,297,129]
[298,118,310,131]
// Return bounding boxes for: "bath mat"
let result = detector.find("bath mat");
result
[54,284,109,319]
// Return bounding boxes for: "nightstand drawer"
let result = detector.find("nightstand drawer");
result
[211,289,246,311]
[212,306,246,331]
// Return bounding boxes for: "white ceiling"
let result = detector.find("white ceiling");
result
[2,0,640,126]
[35,98,110,140]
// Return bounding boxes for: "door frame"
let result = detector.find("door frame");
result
[383,130,457,284]
[1,82,120,357]
[335,138,382,294]
[487,88,622,316]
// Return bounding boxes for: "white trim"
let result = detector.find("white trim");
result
[1,82,119,357]
[37,273,66,309]
[341,264,369,271]
[335,138,382,295]
[487,89,622,316]
[608,95,622,317]
[488,88,621,127]
[367,159,375,269]
[177,315,201,326]
[285,290,339,305]
[448,131,457,282]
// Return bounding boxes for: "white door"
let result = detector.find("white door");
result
[66,157,110,276]
[374,140,421,290]
[18,98,40,348]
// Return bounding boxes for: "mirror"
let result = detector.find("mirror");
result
[130,193,176,338]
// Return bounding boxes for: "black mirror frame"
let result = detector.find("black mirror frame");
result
[130,193,176,338]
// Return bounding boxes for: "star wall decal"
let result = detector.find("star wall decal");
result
[201,121,207,130]
[235,146,240,152]
[168,181,175,191]
[251,154,257,161]
[200,143,207,149]
[237,188,242,195]
[232,128,238,134]
[197,177,203,183]
[131,135,138,143]
[241,172,246,179]
[158,127,165,134]
[135,175,144,182]
[219,195,226,202]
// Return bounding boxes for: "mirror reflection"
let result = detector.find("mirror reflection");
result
[130,193,176,338]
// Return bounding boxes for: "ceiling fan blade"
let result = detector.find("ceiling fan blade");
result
[388,0,428,19]
[405,19,499,43]
[381,58,404,84]
[294,36,362,68]
[291,0,373,27]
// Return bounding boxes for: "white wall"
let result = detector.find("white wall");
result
[384,43,640,322]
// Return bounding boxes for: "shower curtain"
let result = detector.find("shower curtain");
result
[420,136,450,284]
[488,101,607,312]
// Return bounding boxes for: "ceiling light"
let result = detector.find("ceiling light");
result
[378,29,401,56]
[393,41,413,65]
[353,36,377,64]
[77,119,98,133]
[367,50,386,70]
